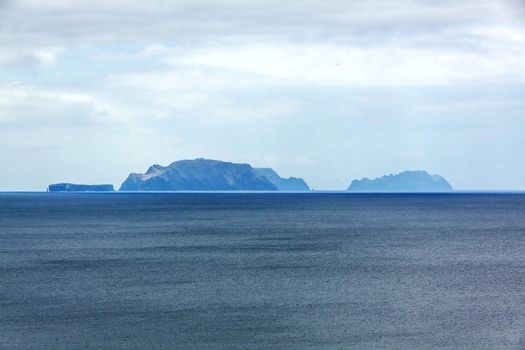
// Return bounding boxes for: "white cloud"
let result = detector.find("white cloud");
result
[0,47,63,67]
[33,47,63,66]
[107,42,525,88]
[0,84,126,126]
[0,0,521,47]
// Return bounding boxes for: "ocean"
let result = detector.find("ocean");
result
[1,192,524,349]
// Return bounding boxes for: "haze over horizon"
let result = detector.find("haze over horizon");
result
[1,0,524,191]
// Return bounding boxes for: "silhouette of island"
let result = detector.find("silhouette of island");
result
[48,183,114,192]
[119,158,310,191]
[347,170,453,192]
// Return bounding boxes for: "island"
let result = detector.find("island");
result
[347,170,453,192]
[48,183,115,192]
[119,158,310,191]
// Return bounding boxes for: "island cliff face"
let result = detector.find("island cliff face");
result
[119,158,307,191]
[347,170,453,192]
[254,168,310,191]
[48,183,114,192]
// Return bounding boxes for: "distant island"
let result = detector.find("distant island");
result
[347,170,453,192]
[119,158,310,191]
[48,183,115,192]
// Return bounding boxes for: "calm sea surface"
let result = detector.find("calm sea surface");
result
[1,193,524,349]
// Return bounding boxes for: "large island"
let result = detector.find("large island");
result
[347,170,453,192]
[119,158,310,191]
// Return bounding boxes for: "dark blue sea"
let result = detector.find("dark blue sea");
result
[1,193,525,349]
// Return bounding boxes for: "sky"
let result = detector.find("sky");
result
[1,0,524,191]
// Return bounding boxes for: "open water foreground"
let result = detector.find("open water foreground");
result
[1,192,524,349]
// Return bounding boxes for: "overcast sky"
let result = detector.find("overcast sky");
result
[1,0,524,190]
